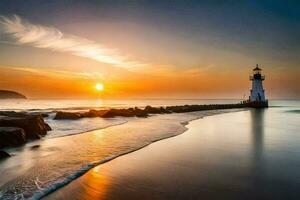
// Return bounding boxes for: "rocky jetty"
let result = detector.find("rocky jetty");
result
[145,106,171,114]
[54,107,148,120]
[0,90,26,99]
[101,108,148,118]
[54,103,247,120]
[165,104,246,113]
[0,111,51,148]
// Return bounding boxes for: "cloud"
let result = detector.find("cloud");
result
[2,66,104,80]
[0,15,148,70]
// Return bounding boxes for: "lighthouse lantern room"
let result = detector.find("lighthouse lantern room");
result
[249,64,267,103]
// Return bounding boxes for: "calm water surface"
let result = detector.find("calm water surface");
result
[0,100,299,199]
[46,101,300,200]
[0,108,231,199]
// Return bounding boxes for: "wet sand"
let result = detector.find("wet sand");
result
[45,109,300,200]
[1,110,238,199]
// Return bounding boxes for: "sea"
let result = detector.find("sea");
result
[0,99,299,199]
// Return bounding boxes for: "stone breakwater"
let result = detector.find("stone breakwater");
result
[54,103,248,120]
[0,102,253,157]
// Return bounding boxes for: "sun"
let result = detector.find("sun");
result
[95,83,104,91]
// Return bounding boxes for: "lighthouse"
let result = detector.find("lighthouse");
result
[249,64,268,107]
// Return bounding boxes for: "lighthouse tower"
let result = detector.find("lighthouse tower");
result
[249,64,267,104]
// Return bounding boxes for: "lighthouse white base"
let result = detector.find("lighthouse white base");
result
[250,79,266,102]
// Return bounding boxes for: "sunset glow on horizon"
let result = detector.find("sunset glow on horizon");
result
[0,1,299,99]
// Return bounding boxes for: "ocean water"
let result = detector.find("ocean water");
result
[46,101,300,200]
[0,99,239,139]
[0,99,240,112]
[0,99,299,199]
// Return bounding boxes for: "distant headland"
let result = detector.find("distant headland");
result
[0,90,26,99]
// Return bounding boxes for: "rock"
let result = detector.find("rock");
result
[36,113,49,118]
[42,113,49,118]
[0,150,10,159]
[0,111,27,117]
[30,145,40,149]
[55,108,149,119]
[54,111,82,120]
[82,110,108,118]
[144,106,163,114]
[0,127,26,148]
[0,114,51,139]
[101,108,134,118]
[144,106,170,114]
[0,112,51,148]
[159,106,172,114]
[134,107,148,117]
[53,103,247,121]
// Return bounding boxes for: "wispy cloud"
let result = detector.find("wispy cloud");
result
[3,66,103,80]
[0,15,148,70]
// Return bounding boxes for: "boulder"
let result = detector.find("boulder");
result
[159,106,172,114]
[0,111,27,117]
[55,108,149,119]
[0,127,26,148]
[30,145,40,149]
[0,150,10,159]
[134,107,148,117]
[41,113,49,118]
[101,108,135,118]
[34,113,49,118]
[82,110,108,118]
[54,111,82,120]
[0,114,51,139]
[144,106,163,114]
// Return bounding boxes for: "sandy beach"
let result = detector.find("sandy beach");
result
[0,109,237,199]
[45,109,300,200]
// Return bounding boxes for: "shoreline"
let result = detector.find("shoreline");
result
[0,102,249,150]
[35,109,244,200]
[45,119,129,140]
[43,106,300,200]
[53,103,251,120]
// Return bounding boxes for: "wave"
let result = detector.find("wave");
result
[0,109,243,200]
[44,113,131,139]
[30,110,245,200]
[28,114,203,200]
[45,119,129,139]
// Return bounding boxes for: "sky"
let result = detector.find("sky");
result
[0,0,299,99]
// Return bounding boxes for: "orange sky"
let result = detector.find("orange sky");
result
[0,3,300,99]
[1,64,299,99]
